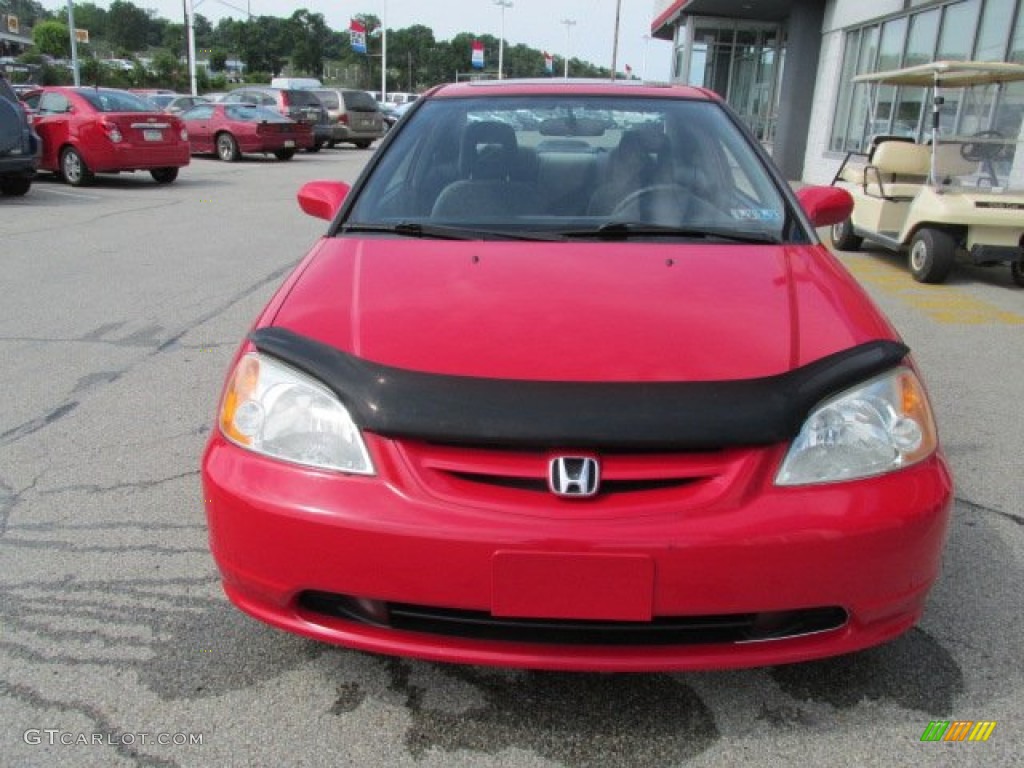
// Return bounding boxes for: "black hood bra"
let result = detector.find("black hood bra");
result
[250,326,909,451]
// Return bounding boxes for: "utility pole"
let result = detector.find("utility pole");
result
[494,0,512,80]
[610,0,621,80]
[67,0,80,86]
[560,18,575,78]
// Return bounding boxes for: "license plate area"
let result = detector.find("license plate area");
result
[283,139,295,147]
[492,551,653,621]
[143,129,162,141]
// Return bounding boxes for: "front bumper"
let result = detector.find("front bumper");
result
[202,431,952,671]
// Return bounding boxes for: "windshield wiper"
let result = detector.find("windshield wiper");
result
[342,222,563,241]
[561,221,782,244]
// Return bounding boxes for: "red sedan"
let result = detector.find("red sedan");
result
[181,103,314,161]
[22,87,189,186]
[202,81,953,671]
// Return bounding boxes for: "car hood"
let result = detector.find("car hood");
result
[267,238,896,382]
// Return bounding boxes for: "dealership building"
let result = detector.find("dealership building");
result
[652,0,1024,182]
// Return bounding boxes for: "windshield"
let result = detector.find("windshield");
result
[345,95,789,242]
[928,83,1024,193]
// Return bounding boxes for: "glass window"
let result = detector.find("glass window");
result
[975,0,1013,60]
[847,26,881,151]
[1011,2,1024,62]
[831,29,861,152]
[183,104,215,120]
[936,0,981,60]
[38,92,69,114]
[346,96,788,242]
[76,88,155,113]
[893,9,940,139]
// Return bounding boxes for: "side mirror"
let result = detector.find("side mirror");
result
[297,180,350,221]
[795,186,854,228]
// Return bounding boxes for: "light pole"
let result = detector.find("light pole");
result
[66,0,80,86]
[560,18,575,78]
[642,34,650,81]
[493,0,512,80]
[610,0,621,80]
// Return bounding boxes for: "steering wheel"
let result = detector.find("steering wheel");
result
[960,130,1007,162]
[609,184,694,224]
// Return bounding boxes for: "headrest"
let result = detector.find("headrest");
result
[461,120,518,179]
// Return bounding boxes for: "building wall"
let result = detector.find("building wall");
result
[803,7,845,184]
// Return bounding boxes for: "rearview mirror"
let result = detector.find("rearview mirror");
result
[297,180,350,221]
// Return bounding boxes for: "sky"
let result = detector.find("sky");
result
[52,0,674,81]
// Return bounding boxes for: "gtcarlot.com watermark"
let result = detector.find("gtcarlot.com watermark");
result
[24,729,203,747]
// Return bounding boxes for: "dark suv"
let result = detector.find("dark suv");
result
[0,73,40,196]
[221,87,330,151]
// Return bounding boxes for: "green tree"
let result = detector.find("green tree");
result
[107,0,150,52]
[71,3,108,40]
[210,49,228,72]
[32,20,70,59]
[288,9,329,76]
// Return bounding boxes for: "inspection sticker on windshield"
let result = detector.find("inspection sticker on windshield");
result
[731,208,781,221]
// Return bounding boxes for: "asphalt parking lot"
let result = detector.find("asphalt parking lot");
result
[1,150,1022,768]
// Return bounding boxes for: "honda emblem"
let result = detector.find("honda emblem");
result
[548,456,600,498]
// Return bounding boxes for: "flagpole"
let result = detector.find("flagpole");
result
[494,0,512,80]
[560,18,575,79]
[381,0,387,100]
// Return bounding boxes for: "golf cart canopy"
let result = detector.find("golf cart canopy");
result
[854,60,1024,88]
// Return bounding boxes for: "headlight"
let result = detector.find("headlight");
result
[775,366,937,486]
[219,352,374,475]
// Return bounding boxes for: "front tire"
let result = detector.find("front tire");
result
[273,149,295,161]
[909,228,957,284]
[830,217,862,251]
[306,141,323,154]
[216,132,240,162]
[151,167,178,184]
[354,140,372,149]
[60,147,94,187]
[1011,261,1024,288]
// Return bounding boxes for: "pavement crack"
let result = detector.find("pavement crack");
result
[0,402,79,447]
[0,678,181,768]
[39,470,200,497]
[956,495,1023,526]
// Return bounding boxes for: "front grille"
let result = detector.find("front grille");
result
[298,591,847,646]
[395,440,760,517]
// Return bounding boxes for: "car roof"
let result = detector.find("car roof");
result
[426,79,716,101]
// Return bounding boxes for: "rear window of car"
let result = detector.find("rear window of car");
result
[284,90,321,108]
[343,90,378,112]
[314,91,340,109]
[226,104,288,122]
[76,89,156,112]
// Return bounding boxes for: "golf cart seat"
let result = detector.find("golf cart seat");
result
[860,140,932,200]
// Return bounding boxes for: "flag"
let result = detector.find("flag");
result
[350,19,367,54]
[543,51,553,75]
[471,40,484,69]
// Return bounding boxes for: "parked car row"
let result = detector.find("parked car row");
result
[1,83,391,190]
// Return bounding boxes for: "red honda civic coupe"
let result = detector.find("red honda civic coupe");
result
[202,80,953,672]
[21,86,189,186]
[180,102,314,162]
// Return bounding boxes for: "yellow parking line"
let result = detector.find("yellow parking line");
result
[839,256,1024,325]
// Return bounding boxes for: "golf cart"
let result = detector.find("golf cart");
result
[831,60,1024,286]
